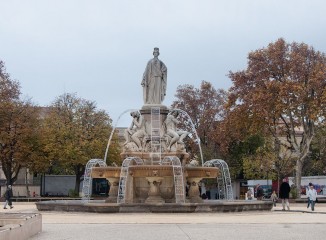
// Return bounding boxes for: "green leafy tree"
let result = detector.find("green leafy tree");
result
[225,134,265,179]
[42,93,120,193]
[304,125,326,175]
[243,144,278,180]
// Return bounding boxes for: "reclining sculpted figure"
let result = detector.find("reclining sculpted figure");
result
[164,110,189,151]
[124,111,147,151]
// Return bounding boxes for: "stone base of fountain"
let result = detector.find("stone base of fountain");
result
[36,200,273,213]
[91,165,220,204]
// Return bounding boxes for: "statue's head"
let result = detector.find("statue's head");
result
[170,110,179,117]
[153,47,160,57]
[130,111,140,118]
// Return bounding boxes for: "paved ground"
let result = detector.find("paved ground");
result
[1,202,326,240]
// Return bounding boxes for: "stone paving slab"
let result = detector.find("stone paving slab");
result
[0,212,42,240]
[30,223,326,240]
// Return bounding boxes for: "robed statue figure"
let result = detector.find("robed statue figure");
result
[141,47,167,104]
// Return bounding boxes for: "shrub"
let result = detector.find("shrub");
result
[68,189,79,198]
[290,186,298,199]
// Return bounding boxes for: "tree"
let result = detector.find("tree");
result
[0,61,20,102]
[304,125,326,176]
[227,38,326,195]
[0,60,42,186]
[218,104,296,186]
[42,93,120,193]
[171,81,227,161]
[224,134,265,180]
[242,145,277,181]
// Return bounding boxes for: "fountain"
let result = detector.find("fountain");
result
[36,48,272,212]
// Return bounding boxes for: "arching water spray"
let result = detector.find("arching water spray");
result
[171,108,204,166]
[104,109,139,163]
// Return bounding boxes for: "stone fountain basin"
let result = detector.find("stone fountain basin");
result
[184,166,219,178]
[91,166,219,179]
[91,167,121,178]
[120,152,190,165]
[91,165,219,203]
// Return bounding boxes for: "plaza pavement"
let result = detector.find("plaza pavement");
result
[1,202,326,240]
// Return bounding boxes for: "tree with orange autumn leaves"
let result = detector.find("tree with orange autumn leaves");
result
[171,81,227,161]
[41,93,121,193]
[0,61,43,185]
[1,60,120,193]
[225,38,326,195]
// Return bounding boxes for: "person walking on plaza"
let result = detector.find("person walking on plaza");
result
[307,183,317,211]
[3,185,14,209]
[270,190,278,207]
[255,184,264,200]
[279,178,290,211]
[247,188,253,200]
[306,184,311,208]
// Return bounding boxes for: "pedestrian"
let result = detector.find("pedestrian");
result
[279,178,291,211]
[247,188,253,200]
[256,184,264,200]
[3,185,14,209]
[307,183,317,211]
[306,185,311,208]
[200,181,206,197]
[270,190,278,207]
[201,193,208,199]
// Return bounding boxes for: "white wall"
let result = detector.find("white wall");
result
[0,185,40,197]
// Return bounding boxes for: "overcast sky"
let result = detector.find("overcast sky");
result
[1,0,326,127]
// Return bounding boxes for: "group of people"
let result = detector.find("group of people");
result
[247,178,318,211]
[278,179,318,211]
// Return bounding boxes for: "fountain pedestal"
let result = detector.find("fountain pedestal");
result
[92,166,219,204]
[105,177,119,203]
[145,177,165,203]
[187,177,204,203]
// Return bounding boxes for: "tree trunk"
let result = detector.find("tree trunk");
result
[25,170,30,197]
[74,174,81,195]
[72,163,85,196]
[277,170,280,198]
[295,159,303,199]
[2,160,21,186]
[74,165,85,195]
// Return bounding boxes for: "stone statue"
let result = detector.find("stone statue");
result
[164,110,189,151]
[124,111,138,145]
[141,47,167,105]
[124,111,147,151]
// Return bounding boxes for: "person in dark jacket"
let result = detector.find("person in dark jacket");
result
[256,184,264,200]
[279,178,290,211]
[3,185,14,209]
